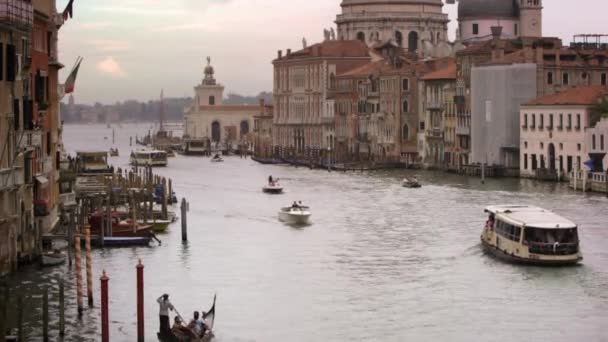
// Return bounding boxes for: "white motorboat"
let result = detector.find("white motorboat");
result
[402,177,421,188]
[130,150,168,167]
[279,206,311,225]
[263,182,283,194]
[41,251,66,267]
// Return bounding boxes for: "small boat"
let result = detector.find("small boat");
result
[93,236,152,247]
[89,212,154,237]
[263,182,283,194]
[109,148,119,157]
[137,219,171,233]
[131,150,169,167]
[158,295,216,342]
[481,205,583,266]
[41,250,66,267]
[279,205,311,225]
[401,177,421,188]
[210,154,223,163]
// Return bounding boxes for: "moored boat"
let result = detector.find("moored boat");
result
[41,250,66,267]
[278,205,311,225]
[138,219,172,233]
[401,177,421,188]
[131,150,169,167]
[480,205,583,266]
[89,212,154,237]
[93,236,152,247]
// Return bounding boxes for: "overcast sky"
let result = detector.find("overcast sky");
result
[57,0,608,104]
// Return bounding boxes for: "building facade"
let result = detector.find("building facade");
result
[184,58,257,152]
[272,40,370,159]
[253,99,274,158]
[335,0,449,56]
[520,86,607,179]
[586,118,608,173]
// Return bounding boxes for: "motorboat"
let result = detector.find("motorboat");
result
[263,182,283,194]
[130,150,168,167]
[279,205,311,225]
[137,219,171,233]
[481,205,583,266]
[211,154,223,162]
[109,148,119,157]
[402,177,421,188]
[41,250,66,267]
[89,212,154,237]
[158,295,216,342]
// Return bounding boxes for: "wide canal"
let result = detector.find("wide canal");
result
[3,123,608,341]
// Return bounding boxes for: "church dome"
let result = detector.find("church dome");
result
[458,0,519,19]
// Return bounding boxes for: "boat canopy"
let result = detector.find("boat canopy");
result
[484,205,576,229]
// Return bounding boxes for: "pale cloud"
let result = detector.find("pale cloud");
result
[96,57,126,77]
[89,40,131,52]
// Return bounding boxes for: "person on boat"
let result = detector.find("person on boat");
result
[268,175,273,185]
[486,214,495,229]
[157,294,174,337]
[199,310,210,336]
[291,201,299,209]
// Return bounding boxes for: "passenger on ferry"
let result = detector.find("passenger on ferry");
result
[486,214,495,228]
[268,175,273,185]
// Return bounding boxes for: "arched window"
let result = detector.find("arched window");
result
[402,124,409,141]
[240,120,249,137]
[403,100,409,113]
[437,32,441,43]
[357,32,365,42]
[330,73,336,89]
[408,31,418,52]
[209,95,215,105]
[395,31,403,47]
[211,121,221,142]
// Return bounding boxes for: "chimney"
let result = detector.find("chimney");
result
[490,26,505,61]
[286,49,291,57]
[278,50,282,59]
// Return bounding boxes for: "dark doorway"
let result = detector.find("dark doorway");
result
[357,32,365,42]
[408,31,418,52]
[548,143,556,170]
[240,120,249,138]
[211,121,221,142]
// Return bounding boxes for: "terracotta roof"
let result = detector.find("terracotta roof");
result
[276,40,369,61]
[523,86,608,106]
[421,59,457,80]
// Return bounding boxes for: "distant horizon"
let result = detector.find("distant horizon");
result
[57,0,608,104]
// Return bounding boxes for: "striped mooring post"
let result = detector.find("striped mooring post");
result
[75,233,84,317]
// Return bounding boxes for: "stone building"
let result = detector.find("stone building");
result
[335,0,449,57]
[520,86,607,179]
[184,58,257,152]
[253,99,274,158]
[272,39,370,158]
[457,0,543,42]
[586,118,608,173]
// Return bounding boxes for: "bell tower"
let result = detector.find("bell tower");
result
[519,0,543,38]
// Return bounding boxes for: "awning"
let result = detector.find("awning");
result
[35,175,49,186]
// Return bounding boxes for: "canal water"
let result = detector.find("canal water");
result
[2,123,608,341]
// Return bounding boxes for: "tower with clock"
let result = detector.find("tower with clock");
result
[520,0,543,38]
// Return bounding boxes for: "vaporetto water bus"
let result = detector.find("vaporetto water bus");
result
[130,150,168,167]
[481,205,582,266]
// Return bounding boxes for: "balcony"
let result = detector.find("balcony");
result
[426,128,444,139]
[38,157,53,175]
[0,167,24,190]
[0,0,34,30]
[456,126,470,136]
[59,192,77,207]
[321,116,335,125]
[18,130,42,150]
[426,101,443,111]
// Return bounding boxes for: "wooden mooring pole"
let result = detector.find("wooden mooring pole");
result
[75,233,84,317]
[136,260,145,342]
[17,295,24,342]
[100,271,109,342]
[181,198,188,242]
[59,279,65,336]
[86,227,93,307]
[43,287,49,342]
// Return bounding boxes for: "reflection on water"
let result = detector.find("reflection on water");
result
[2,123,607,341]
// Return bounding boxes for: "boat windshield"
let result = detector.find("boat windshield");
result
[524,227,579,255]
[152,153,166,161]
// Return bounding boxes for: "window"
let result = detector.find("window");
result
[402,124,409,141]
[563,72,569,85]
[602,73,607,86]
[357,32,365,42]
[395,31,403,47]
[602,135,605,150]
[567,156,573,172]
[549,114,553,129]
[577,156,581,169]
[547,72,553,85]
[402,78,409,91]
[539,114,544,129]
[559,113,563,129]
[524,141,528,149]
[592,134,596,150]
[523,114,528,128]
[559,143,563,150]
[532,154,537,170]
[403,100,409,113]
[540,142,544,149]
[577,143,581,151]
[495,220,522,242]
[531,114,536,128]
[576,114,581,129]
[568,114,572,129]
[472,23,479,35]
[514,23,518,36]
[524,153,528,169]
[209,95,215,105]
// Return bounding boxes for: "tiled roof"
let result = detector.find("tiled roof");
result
[524,85,608,106]
[277,40,369,61]
[421,60,457,80]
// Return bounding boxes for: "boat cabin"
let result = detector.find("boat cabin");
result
[76,151,111,174]
[130,150,168,167]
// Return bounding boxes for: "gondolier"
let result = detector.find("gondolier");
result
[157,294,174,337]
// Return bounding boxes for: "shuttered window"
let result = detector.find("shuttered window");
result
[13,98,20,130]
[6,44,15,82]
[0,43,3,81]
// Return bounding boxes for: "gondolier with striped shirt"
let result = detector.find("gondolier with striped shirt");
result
[157,294,174,336]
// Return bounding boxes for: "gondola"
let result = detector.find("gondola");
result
[158,295,216,342]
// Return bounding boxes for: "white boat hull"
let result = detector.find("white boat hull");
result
[42,253,66,267]
[263,185,283,194]
[279,208,311,225]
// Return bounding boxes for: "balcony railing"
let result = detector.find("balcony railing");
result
[456,126,470,136]
[18,130,42,150]
[426,101,443,111]
[321,116,334,124]
[59,192,77,207]
[426,128,444,139]
[0,0,33,29]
